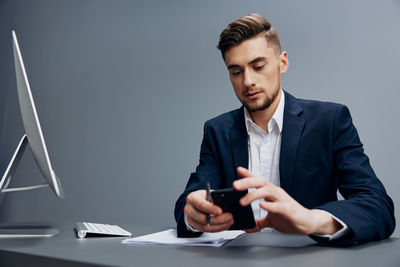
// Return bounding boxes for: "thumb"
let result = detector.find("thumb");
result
[256,216,272,230]
[236,166,257,178]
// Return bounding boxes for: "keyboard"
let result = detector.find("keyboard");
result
[75,222,132,238]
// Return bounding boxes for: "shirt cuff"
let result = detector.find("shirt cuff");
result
[184,213,201,233]
[312,211,349,241]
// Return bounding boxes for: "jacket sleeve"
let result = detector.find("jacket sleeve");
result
[174,122,224,237]
[312,105,395,246]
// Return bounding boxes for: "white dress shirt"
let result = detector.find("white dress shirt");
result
[244,90,283,220]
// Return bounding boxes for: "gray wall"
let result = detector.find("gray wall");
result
[0,0,399,236]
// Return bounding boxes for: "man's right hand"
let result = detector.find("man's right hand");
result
[184,190,234,232]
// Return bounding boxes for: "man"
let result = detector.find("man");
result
[174,14,395,246]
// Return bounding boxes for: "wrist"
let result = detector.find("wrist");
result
[310,209,342,235]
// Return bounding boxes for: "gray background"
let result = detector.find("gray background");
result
[0,0,399,237]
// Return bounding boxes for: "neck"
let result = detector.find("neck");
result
[248,90,282,132]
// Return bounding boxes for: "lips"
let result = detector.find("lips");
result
[245,91,262,100]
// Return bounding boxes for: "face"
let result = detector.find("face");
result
[224,35,288,113]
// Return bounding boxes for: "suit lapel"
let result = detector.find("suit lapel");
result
[229,107,248,181]
[279,92,305,191]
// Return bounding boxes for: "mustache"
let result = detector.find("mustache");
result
[244,88,262,96]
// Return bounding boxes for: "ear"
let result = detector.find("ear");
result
[279,51,289,74]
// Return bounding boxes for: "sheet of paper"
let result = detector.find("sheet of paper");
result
[122,229,244,247]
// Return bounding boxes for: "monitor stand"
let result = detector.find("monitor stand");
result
[0,135,50,193]
[0,135,59,238]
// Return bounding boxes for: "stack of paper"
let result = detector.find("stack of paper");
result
[122,229,244,247]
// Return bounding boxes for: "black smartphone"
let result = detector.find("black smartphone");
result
[211,188,256,230]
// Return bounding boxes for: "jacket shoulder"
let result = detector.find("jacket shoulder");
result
[295,97,350,120]
[297,98,346,112]
[204,107,243,130]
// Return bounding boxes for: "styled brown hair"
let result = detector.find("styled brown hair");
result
[217,14,281,60]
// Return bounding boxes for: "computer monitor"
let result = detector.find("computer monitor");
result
[0,31,64,237]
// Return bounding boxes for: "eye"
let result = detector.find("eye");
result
[254,64,264,71]
[230,70,241,76]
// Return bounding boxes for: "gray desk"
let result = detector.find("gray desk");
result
[0,222,399,267]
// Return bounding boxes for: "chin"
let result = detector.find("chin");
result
[246,105,267,112]
[244,99,273,112]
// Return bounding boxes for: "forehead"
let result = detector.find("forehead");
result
[224,35,278,66]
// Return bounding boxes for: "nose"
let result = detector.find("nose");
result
[243,69,256,88]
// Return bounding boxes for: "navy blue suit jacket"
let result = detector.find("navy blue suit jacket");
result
[174,91,395,246]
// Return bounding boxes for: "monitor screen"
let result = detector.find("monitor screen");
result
[10,31,64,199]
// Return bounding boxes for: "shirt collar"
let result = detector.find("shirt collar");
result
[244,89,285,134]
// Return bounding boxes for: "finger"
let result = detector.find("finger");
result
[259,200,281,213]
[255,216,272,230]
[185,204,233,226]
[244,226,260,233]
[244,219,265,233]
[236,166,257,178]
[187,191,222,215]
[187,217,234,233]
[233,176,269,191]
[184,203,208,224]
[239,186,279,206]
[210,212,234,225]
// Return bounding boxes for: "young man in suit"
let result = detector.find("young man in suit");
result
[174,14,395,246]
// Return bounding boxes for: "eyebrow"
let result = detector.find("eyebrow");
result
[227,57,268,70]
